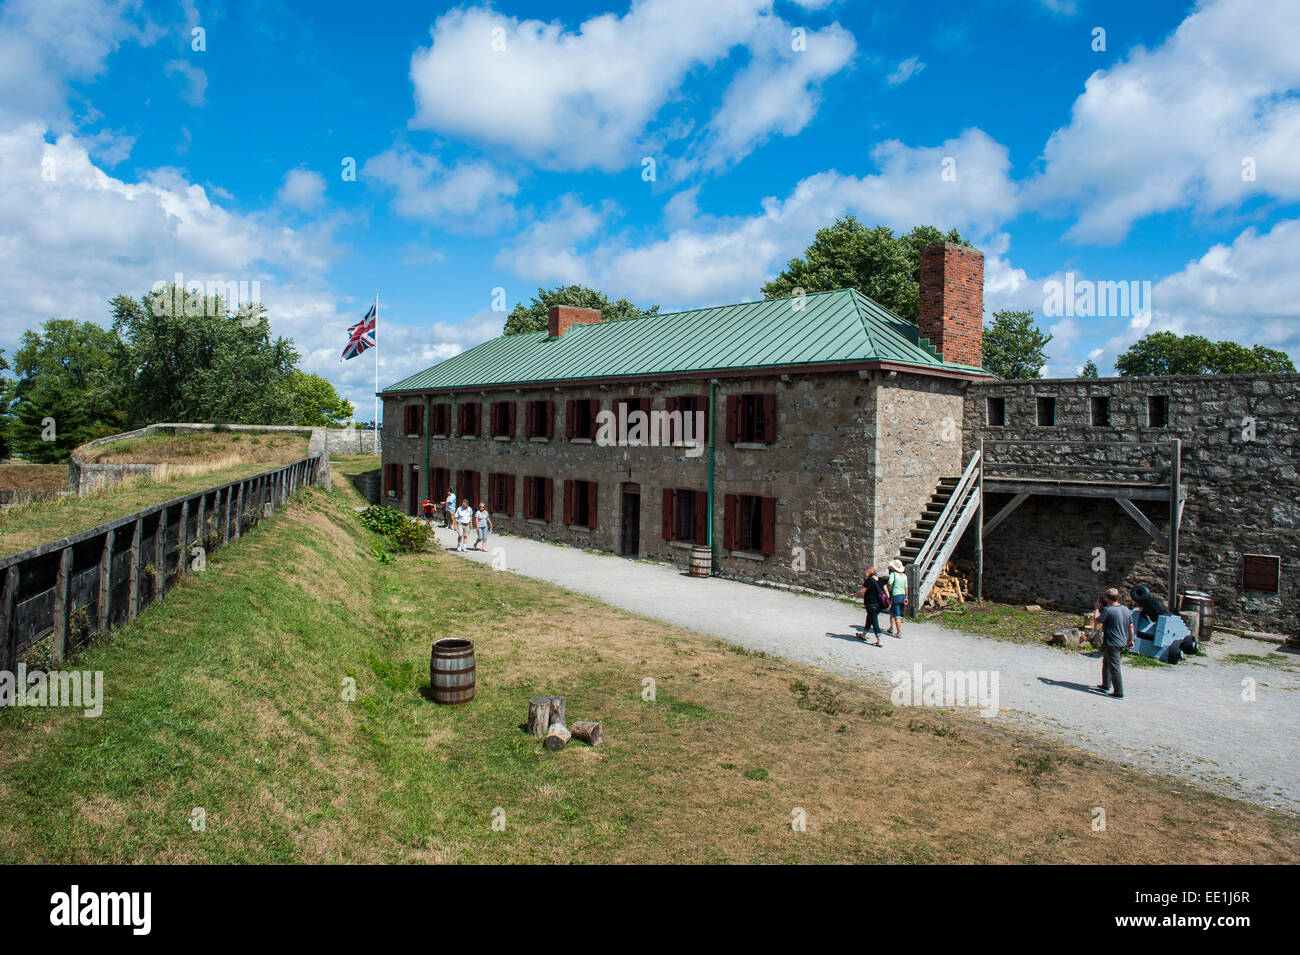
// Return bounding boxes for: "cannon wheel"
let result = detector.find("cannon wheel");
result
[1181,634,1199,656]
[1166,642,1183,664]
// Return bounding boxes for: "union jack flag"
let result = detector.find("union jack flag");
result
[341,304,376,360]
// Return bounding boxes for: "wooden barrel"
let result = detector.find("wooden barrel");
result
[1181,591,1214,637]
[689,544,712,578]
[430,637,476,705]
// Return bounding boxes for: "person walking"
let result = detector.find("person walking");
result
[421,497,436,529]
[1094,587,1135,699]
[473,502,493,551]
[848,566,888,646]
[443,489,456,530]
[455,499,473,552]
[886,559,908,637]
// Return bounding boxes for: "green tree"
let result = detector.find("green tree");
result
[1080,360,1100,378]
[983,309,1053,380]
[8,320,122,462]
[111,285,301,425]
[289,371,354,426]
[761,218,971,319]
[503,285,659,335]
[1115,332,1295,376]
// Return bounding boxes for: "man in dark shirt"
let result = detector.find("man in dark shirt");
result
[1094,588,1135,699]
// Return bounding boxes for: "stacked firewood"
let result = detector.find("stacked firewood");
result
[924,559,975,609]
[526,696,603,751]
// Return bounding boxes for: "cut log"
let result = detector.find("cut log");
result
[544,723,571,751]
[571,721,604,746]
[527,697,552,737]
[1049,627,1081,647]
[548,695,566,728]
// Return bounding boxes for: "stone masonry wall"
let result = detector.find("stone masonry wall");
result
[963,374,1300,635]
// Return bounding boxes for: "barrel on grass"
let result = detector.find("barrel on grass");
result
[689,544,711,578]
[430,637,476,705]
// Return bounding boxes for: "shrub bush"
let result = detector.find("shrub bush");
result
[358,505,431,552]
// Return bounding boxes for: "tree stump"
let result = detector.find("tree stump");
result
[548,695,566,728]
[1049,627,1081,646]
[544,723,571,751]
[571,721,603,746]
[527,697,552,737]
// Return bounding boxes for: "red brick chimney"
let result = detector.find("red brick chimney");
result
[547,306,602,339]
[917,243,984,368]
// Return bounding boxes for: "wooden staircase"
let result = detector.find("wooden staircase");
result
[902,451,983,615]
[899,476,961,566]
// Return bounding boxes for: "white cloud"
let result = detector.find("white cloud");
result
[1026,0,1300,244]
[277,167,327,211]
[0,123,338,347]
[885,55,925,86]
[498,129,1020,305]
[407,1,854,172]
[364,144,519,234]
[697,20,856,171]
[164,58,207,107]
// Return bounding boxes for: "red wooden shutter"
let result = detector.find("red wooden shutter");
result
[545,401,555,438]
[524,403,533,438]
[543,478,553,521]
[694,491,708,545]
[760,496,776,556]
[723,494,739,550]
[664,396,678,442]
[563,480,573,525]
[506,474,515,516]
[662,488,675,540]
[588,398,599,437]
[523,478,533,519]
[488,474,497,509]
[762,394,776,443]
[725,396,739,442]
[507,402,516,438]
[586,481,598,529]
[565,400,576,438]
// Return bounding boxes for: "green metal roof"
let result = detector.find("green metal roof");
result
[382,288,986,394]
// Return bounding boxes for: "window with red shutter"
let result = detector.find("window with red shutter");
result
[563,480,573,525]
[505,474,515,516]
[586,480,597,530]
[565,400,576,439]
[693,490,708,545]
[723,494,739,549]
[662,488,675,540]
[760,495,776,555]
[543,478,553,522]
[725,396,739,442]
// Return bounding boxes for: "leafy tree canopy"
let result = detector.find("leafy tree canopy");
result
[503,285,659,336]
[8,320,122,462]
[1115,331,1295,376]
[1080,360,1100,378]
[983,309,1053,380]
[761,218,971,320]
[289,370,354,427]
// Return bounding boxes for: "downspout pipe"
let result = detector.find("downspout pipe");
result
[424,395,431,502]
[707,379,717,574]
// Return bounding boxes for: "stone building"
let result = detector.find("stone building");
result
[378,241,1297,637]
[378,244,991,597]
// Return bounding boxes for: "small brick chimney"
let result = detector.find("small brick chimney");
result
[547,305,602,339]
[917,243,984,368]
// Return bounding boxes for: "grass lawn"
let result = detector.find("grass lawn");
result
[0,467,1294,863]
[0,463,70,494]
[81,430,307,465]
[0,451,309,558]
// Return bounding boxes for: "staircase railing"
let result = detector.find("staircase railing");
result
[907,449,981,615]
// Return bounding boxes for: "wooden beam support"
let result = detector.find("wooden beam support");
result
[983,492,1030,539]
[154,509,168,599]
[0,566,18,675]
[51,546,72,662]
[97,528,114,632]
[127,516,143,621]
[178,500,190,577]
[1115,497,1169,551]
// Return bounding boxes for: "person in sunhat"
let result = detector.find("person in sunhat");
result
[886,559,908,638]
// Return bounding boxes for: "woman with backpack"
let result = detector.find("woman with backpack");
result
[886,559,908,638]
[849,566,889,646]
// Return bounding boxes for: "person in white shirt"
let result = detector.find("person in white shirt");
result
[443,490,456,529]
[455,501,473,551]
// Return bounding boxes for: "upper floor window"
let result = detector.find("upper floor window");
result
[566,398,599,440]
[458,402,481,437]
[490,401,515,438]
[431,403,451,436]
[524,400,554,439]
[725,393,776,444]
[1035,396,1056,427]
[402,404,424,436]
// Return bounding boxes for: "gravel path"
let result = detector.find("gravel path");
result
[434,525,1300,813]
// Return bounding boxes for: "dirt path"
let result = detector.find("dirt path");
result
[436,524,1300,813]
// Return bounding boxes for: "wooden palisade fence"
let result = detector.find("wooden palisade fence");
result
[0,455,323,673]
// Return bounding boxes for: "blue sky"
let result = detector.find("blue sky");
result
[1,0,1297,414]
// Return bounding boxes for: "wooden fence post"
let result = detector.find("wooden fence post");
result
[196,492,207,552]
[51,546,72,662]
[154,509,168,599]
[98,528,115,632]
[128,516,142,621]
[0,566,17,675]
[234,482,244,540]
[221,486,232,546]
[179,500,190,577]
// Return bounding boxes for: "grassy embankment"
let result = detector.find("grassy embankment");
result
[0,455,1294,863]
[0,432,309,557]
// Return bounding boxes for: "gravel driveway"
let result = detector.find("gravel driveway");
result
[435,525,1300,813]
